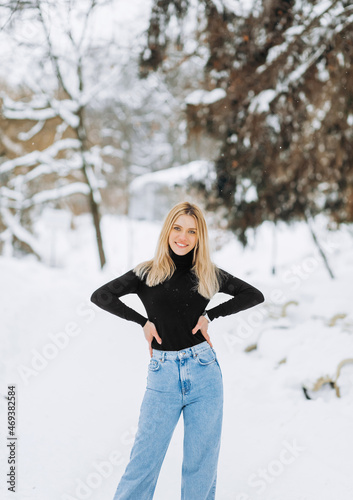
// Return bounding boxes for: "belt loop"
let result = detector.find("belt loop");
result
[161,351,165,363]
[191,346,196,358]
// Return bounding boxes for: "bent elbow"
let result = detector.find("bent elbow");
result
[90,286,113,309]
[90,290,99,305]
[256,290,265,304]
[249,289,264,307]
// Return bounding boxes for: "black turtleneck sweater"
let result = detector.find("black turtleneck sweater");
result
[90,247,265,351]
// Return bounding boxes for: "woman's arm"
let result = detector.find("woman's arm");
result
[205,268,265,321]
[90,270,148,327]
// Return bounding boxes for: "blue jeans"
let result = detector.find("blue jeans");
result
[113,340,224,500]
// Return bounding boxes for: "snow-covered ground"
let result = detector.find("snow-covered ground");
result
[1,212,353,500]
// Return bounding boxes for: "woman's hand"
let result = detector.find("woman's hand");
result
[192,316,213,348]
[143,320,162,357]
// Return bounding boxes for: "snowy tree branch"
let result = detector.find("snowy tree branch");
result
[22,182,91,208]
[0,138,81,174]
[0,206,43,259]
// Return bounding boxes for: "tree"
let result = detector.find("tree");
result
[140,0,353,247]
[0,0,112,265]
[0,0,193,265]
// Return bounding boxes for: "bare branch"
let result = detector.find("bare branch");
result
[36,0,72,98]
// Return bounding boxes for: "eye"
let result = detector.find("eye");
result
[173,226,180,230]
[189,230,196,234]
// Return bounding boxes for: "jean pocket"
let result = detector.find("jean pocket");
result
[148,358,161,371]
[196,348,217,366]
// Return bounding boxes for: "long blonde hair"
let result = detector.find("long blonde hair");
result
[133,201,221,299]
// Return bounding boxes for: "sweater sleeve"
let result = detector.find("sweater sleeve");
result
[90,270,148,327]
[206,268,265,321]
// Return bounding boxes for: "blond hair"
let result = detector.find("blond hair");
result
[133,201,220,299]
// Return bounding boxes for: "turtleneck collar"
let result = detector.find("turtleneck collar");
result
[169,246,194,269]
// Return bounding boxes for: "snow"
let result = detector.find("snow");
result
[0,0,153,90]
[250,42,328,114]
[50,99,80,129]
[256,0,349,81]
[310,0,335,19]
[248,89,277,113]
[0,186,23,202]
[1,212,353,500]
[129,160,216,193]
[266,114,281,133]
[0,181,91,210]
[24,182,91,208]
[334,13,353,36]
[0,207,43,258]
[83,161,103,205]
[286,45,327,86]
[185,88,227,106]
[256,25,305,74]
[308,100,331,131]
[316,59,330,82]
[18,121,46,142]
[2,95,80,128]
[216,0,261,17]
[337,52,345,67]
[0,139,81,174]
[234,178,258,204]
[2,104,57,122]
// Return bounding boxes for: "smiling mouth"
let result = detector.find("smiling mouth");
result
[175,242,187,248]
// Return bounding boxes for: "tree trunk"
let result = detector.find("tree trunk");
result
[304,209,335,280]
[77,107,107,269]
[86,183,106,269]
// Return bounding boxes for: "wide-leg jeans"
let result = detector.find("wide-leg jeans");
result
[112,340,224,500]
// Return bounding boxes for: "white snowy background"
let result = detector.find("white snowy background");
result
[1,211,353,500]
[1,0,353,498]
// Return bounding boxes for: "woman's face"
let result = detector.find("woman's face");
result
[168,214,198,255]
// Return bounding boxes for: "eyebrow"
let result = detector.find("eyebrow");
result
[174,224,197,230]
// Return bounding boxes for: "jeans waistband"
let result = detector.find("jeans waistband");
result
[152,340,213,361]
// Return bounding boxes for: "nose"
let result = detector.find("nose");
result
[178,232,188,241]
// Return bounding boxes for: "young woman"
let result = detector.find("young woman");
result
[90,201,264,500]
